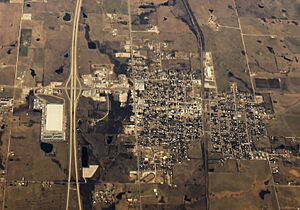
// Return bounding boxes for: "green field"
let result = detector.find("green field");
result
[103,0,128,14]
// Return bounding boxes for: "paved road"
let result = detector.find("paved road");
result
[65,0,83,209]
[1,2,24,210]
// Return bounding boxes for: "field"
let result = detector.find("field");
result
[103,0,128,15]
[277,186,300,209]
[0,3,22,86]
[205,28,251,92]
[15,0,76,86]
[267,93,300,136]
[4,183,80,210]
[209,160,279,210]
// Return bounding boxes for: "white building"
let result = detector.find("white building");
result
[45,104,64,131]
[41,103,65,142]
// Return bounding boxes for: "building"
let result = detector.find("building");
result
[41,103,65,142]
[45,104,64,131]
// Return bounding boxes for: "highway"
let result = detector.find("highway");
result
[65,0,83,209]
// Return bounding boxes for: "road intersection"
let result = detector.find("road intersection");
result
[65,0,83,209]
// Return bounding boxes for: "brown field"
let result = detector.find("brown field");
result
[244,36,300,75]
[0,3,22,85]
[277,186,300,209]
[236,0,300,20]
[3,183,79,210]
[205,27,251,92]
[0,66,16,86]
[189,0,239,27]
[9,1,76,86]
[209,160,279,210]
[267,93,300,136]
[288,169,300,178]
[7,117,68,181]
[157,5,198,53]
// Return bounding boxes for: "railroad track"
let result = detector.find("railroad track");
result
[181,0,206,53]
[181,1,209,209]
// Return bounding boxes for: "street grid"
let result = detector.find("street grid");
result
[0,0,299,209]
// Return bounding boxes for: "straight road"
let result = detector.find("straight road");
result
[1,2,24,210]
[127,0,143,208]
[65,0,83,209]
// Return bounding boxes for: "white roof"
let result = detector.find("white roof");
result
[45,104,64,131]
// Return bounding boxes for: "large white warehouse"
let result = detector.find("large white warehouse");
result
[45,104,64,132]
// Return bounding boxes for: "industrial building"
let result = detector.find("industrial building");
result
[41,103,65,141]
[45,104,64,131]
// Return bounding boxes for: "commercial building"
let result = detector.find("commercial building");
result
[45,104,64,131]
[41,103,65,142]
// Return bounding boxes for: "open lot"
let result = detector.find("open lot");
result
[3,183,80,210]
[103,0,128,15]
[267,93,300,136]
[0,3,22,85]
[189,0,239,28]
[236,0,300,20]
[277,186,300,209]
[244,36,300,75]
[204,27,251,92]
[209,160,279,210]
[156,4,198,53]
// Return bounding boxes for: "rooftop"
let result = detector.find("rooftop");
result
[45,104,64,132]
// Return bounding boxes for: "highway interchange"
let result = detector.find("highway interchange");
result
[65,0,83,208]
[1,0,297,209]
